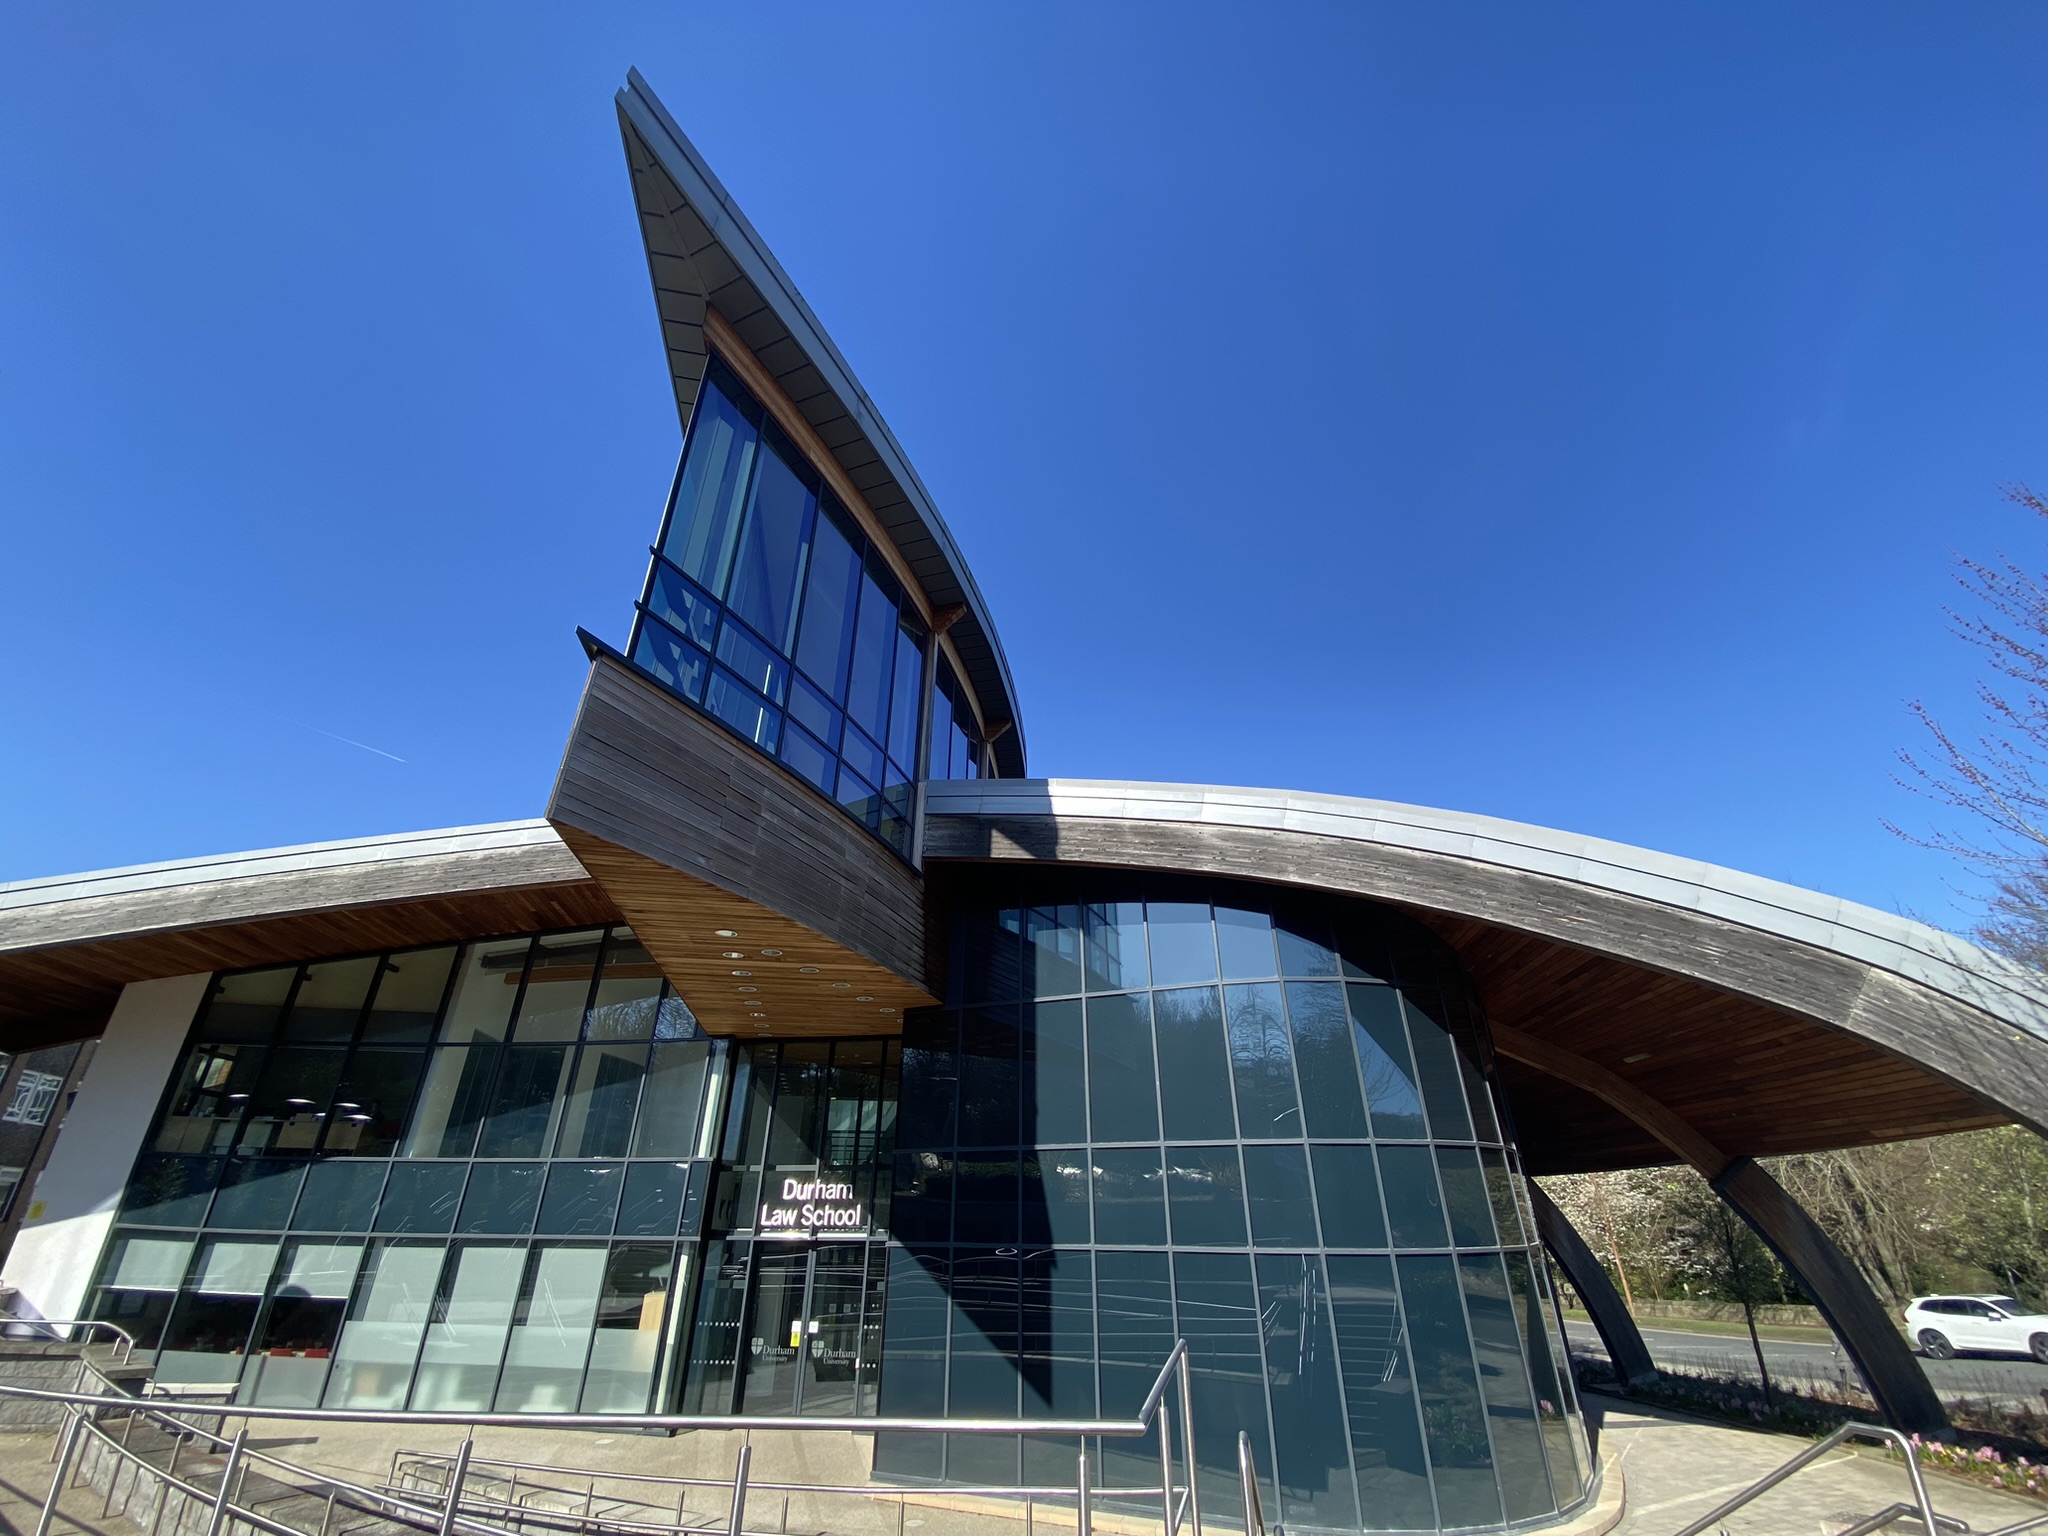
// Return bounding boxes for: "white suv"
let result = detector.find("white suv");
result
[1902,1295,2048,1362]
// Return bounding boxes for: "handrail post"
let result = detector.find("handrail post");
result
[436,1436,474,1536]
[1177,1354,1201,1536]
[1237,1430,1265,1536]
[1157,1400,1176,1536]
[36,1407,83,1536]
[1077,1445,1092,1536]
[204,1427,248,1536]
[727,1442,751,1536]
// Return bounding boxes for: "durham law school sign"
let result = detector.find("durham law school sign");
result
[758,1175,867,1236]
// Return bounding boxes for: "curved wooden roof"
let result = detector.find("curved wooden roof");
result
[921,779,2048,1173]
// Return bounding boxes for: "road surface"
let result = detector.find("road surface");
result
[1563,1319,2048,1407]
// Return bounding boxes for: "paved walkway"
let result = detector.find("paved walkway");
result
[1590,1393,2044,1536]
[0,1401,2039,1536]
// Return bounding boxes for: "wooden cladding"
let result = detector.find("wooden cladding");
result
[548,652,935,1037]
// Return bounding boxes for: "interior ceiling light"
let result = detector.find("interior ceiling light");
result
[737,985,758,993]
[832,982,851,990]
[721,951,745,960]
[731,969,752,977]
[714,929,739,938]
[799,966,820,975]
[760,948,783,957]
[855,995,874,1002]
[1622,1051,1653,1064]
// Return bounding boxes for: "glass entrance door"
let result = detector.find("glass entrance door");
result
[735,1243,876,1416]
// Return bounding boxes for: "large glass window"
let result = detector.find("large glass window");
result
[631,355,938,859]
[876,875,1586,1535]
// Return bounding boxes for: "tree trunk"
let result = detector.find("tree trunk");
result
[1743,1297,1775,1406]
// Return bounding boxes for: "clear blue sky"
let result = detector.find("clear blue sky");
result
[4,5,2044,931]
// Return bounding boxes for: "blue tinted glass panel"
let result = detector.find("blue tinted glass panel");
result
[1241,1144,1317,1247]
[1276,916,1341,978]
[1404,996,1475,1141]
[1349,984,1427,1139]
[631,617,708,704]
[1327,1255,1435,1530]
[1091,1146,1165,1245]
[786,675,840,750]
[1287,982,1369,1137]
[1146,903,1217,985]
[618,1161,689,1237]
[794,500,861,702]
[1256,1253,1360,1532]
[1311,1145,1387,1248]
[715,621,789,705]
[374,1163,463,1233]
[1225,983,1299,1139]
[779,724,835,794]
[724,425,814,651]
[704,670,781,751]
[1027,1000,1087,1146]
[837,765,880,827]
[1215,908,1277,979]
[1379,1145,1449,1248]
[1154,987,1235,1140]
[1166,1145,1247,1246]
[897,1014,957,1150]
[292,1160,384,1231]
[955,1156,1018,1243]
[841,724,886,789]
[1025,907,1083,999]
[1437,1148,1497,1247]
[208,1160,303,1229]
[1461,1252,1554,1521]
[1085,993,1158,1143]
[1174,1253,1274,1520]
[456,1162,542,1233]
[646,562,719,651]
[1399,1253,1502,1527]
[1035,1150,1091,1244]
[958,1008,1020,1149]
[845,571,896,739]
[1095,1252,1174,1489]
[1084,904,1148,993]
[663,375,758,593]
[888,621,924,771]
[927,673,955,779]
[536,1162,624,1235]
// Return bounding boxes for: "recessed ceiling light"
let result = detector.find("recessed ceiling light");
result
[714,929,739,938]
[731,970,752,977]
[722,951,745,960]
[1622,1051,1652,1064]
[799,966,820,974]
[833,982,851,990]
[855,995,874,1002]
[737,986,758,994]
[760,948,783,957]
[879,1007,894,1014]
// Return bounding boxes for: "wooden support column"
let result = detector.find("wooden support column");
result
[1527,1181,1658,1390]
[1492,1024,1949,1436]
[1712,1157,1948,1437]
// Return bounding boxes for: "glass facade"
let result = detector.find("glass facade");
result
[87,881,1586,1532]
[92,929,722,1413]
[875,875,1591,1534]
[629,355,984,859]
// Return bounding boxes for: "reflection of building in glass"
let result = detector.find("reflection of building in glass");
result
[5,65,2048,1536]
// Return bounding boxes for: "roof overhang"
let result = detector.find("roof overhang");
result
[923,779,2048,1174]
[0,823,617,1049]
[616,69,1026,773]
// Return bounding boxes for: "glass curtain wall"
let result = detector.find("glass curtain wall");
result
[926,657,989,782]
[90,929,724,1415]
[629,354,932,857]
[877,876,1590,1536]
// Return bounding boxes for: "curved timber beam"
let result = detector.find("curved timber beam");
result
[1527,1181,1658,1390]
[1492,1026,1949,1437]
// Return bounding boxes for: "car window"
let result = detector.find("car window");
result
[1966,1302,1995,1317]
[1988,1297,2022,1312]
[1925,1300,1956,1314]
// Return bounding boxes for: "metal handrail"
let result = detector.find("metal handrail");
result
[2,1316,139,1361]
[1671,1422,1939,1536]
[1237,1430,1266,1536]
[5,1336,1209,1536]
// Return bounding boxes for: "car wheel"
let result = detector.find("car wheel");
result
[1919,1329,1956,1360]
[2030,1334,2048,1364]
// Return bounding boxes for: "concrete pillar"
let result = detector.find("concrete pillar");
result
[1527,1181,1657,1390]
[3,974,207,1329]
[1712,1156,1948,1437]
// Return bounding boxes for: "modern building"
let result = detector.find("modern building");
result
[5,69,2048,1536]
